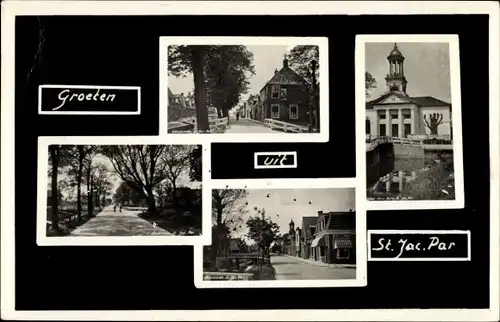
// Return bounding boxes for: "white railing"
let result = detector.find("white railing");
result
[392,137,422,146]
[203,272,254,281]
[208,117,228,132]
[263,118,310,133]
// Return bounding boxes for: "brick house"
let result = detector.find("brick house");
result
[310,210,356,264]
[300,216,318,259]
[259,58,311,126]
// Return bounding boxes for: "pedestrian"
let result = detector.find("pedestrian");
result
[236,111,240,121]
[113,204,116,212]
[119,204,122,212]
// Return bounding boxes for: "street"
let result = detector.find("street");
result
[271,255,356,280]
[224,117,275,133]
[70,206,172,236]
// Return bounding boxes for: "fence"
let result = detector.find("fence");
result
[209,117,228,132]
[263,119,311,133]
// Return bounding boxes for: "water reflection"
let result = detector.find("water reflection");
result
[367,155,434,197]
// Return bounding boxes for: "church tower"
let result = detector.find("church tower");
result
[289,219,295,235]
[385,43,408,94]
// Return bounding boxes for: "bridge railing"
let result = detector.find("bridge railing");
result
[209,117,228,132]
[263,119,311,133]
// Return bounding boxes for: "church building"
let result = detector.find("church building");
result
[366,44,452,139]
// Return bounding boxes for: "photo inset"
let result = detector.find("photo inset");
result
[40,142,206,245]
[161,37,329,142]
[195,182,366,288]
[360,36,464,208]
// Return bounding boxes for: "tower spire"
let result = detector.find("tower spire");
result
[385,43,407,94]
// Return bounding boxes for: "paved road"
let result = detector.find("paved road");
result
[271,255,356,280]
[70,206,172,236]
[224,117,275,133]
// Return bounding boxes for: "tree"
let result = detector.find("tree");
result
[246,207,280,261]
[101,145,167,214]
[63,145,92,221]
[168,45,211,132]
[423,113,444,136]
[210,189,249,266]
[188,145,202,182]
[365,71,377,97]
[204,46,255,118]
[48,145,61,231]
[92,162,113,208]
[81,146,98,218]
[286,45,319,85]
[161,145,195,205]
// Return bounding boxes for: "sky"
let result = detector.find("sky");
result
[168,45,292,105]
[365,42,451,102]
[232,188,355,238]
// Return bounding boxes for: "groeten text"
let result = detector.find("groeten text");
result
[53,89,116,111]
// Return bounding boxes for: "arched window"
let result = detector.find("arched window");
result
[365,119,371,134]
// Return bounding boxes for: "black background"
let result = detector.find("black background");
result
[255,153,296,167]
[15,15,490,310]
[369,233,470,259]
[39,87,140,113]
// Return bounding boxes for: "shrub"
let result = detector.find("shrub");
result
[401,158,455,200]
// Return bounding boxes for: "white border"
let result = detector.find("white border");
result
[1,1,498,322]
[36,136,212,246]
[254,151,298,169]
[367,230,471,261]
[159,36,330,143]
[38,85,141,115]
[194,178,367,288]
[356,34,465,210]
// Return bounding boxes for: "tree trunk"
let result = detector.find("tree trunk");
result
[77,149,84,221]
[49,146,60,232]
[145,187,156,215]
[88,175,94,218]
[191,46,209,132]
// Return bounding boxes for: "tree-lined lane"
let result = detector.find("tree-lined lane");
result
[70,206,171,236]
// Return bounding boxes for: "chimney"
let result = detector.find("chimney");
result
[274,68,278,74]
[283,58,288,68]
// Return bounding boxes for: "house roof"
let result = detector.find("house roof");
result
[301,216,318,229]
[366,91,450,109]
[168,87,174,97]
[260,60,309,93]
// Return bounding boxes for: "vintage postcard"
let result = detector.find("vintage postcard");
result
[36,136,211,246]
[194,178,367,288]
[357,35,465,210]
[160,36,329,143]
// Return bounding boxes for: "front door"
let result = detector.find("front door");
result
[404,124,411,137]
[379,124,386,136]
[392,124,398,138]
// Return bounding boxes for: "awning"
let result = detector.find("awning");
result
[334,239,353,249]
[310,236,325,248]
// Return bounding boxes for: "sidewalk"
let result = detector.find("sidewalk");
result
[280,254,356,269]
[70,206,172,236]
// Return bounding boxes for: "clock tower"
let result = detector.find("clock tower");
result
[385,43,408,94]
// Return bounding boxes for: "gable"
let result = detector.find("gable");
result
[266,68,309,86]
[377,94,413,105]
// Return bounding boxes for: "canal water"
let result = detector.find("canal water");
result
[367,153,452,199]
